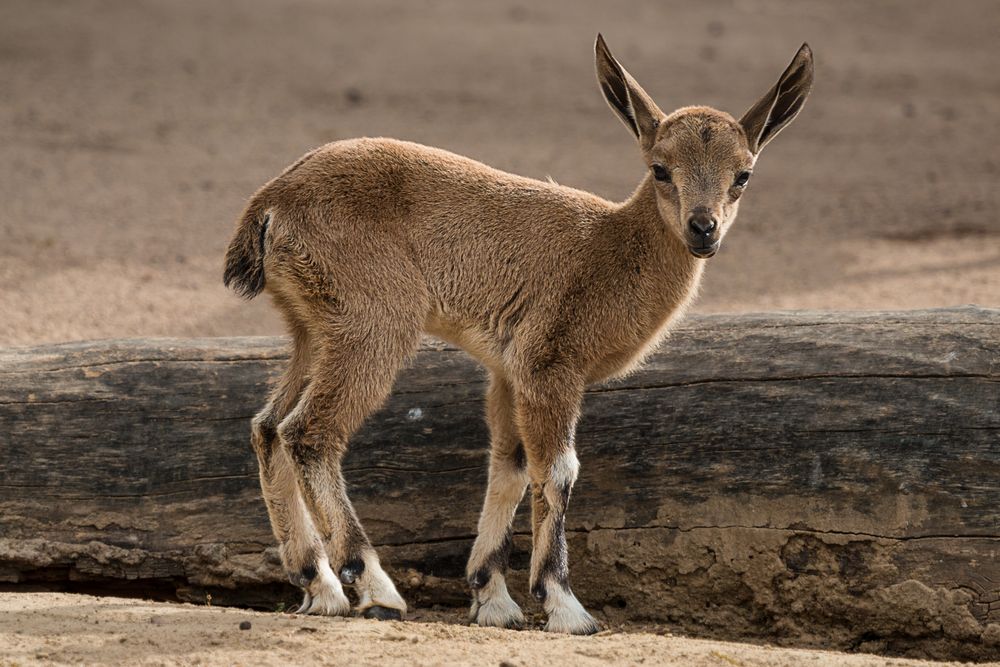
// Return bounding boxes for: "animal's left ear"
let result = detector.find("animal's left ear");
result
[739,43,814,154]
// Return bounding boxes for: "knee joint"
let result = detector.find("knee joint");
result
[277,410,347,460]
[251,410,279,456]
[275,414,322,469]
[275,413,302,446]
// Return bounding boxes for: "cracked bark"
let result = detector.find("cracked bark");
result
[0,307,998,660]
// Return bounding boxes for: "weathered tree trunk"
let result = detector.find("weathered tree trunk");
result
[1,307,997,660]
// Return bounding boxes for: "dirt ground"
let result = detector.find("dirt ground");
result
[1,0,999,346]
[2,1,999,664]
[1,593,991,667]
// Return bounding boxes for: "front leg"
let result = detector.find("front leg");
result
[515,370,600,635]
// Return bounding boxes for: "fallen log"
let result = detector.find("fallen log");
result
[0,307,997,660]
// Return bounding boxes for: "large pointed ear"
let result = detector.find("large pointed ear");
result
[595,34,664,149]
[740,43,814,154]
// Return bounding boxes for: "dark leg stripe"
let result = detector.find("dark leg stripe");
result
[339,557,365,585]
[288,561,319,588]
[532,483,572,602]
[469,529,513,590]
[512,442,527,471]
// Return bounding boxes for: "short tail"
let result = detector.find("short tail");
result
[223,201,270,299]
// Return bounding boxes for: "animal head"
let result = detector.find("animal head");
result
[595,34,813,258]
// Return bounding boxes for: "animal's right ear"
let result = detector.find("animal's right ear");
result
[595,34,664,150]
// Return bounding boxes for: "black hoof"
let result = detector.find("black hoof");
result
[545,619,601,635]
[470,614,525,631]
[501,618,525,631]
[363,605,403,621]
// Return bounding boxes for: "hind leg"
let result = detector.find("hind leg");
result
[280,330,415,618]
[251,319,350,615]
[466,372,529,628]
[277,251,427,618]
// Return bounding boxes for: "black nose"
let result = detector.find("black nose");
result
[688,209,718,236]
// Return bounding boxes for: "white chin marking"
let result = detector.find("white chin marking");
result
[471,574,524,629]
[298,558,350,616]
[355,551,407,616]
[543,584,599,635]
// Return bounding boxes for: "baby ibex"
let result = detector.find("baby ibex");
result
[224,35,813,634]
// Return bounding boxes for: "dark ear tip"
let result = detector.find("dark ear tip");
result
[798,43,813,60]
[595,33,608,53]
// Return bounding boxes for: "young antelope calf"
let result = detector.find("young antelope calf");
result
[224,35,813,634]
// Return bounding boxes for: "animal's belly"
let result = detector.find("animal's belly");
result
[423,312,504,373]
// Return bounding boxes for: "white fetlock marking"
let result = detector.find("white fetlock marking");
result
[543,584,599,635]
[299,557,351,616]
[355,550,407,616]
[550,449,579,489]
[471,574,524,628]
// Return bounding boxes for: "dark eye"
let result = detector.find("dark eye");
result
[734,170,751,188]
[651,164,671,183]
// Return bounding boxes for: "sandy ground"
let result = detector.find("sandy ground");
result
[1,0,999,346]
[1,593,989,667]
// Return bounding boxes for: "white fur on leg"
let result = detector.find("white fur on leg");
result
[470,573,524,629]
[297,557,351,616]
[468,460,528,572]
[354,550,407,615]
[549,448,580,489]
[542,582,600,635]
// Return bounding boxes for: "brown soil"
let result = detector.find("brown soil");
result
[0,593,988,667]
[1,0,998,346]
[2,1,998,664]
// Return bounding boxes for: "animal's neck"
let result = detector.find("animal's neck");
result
[613,175,705,310]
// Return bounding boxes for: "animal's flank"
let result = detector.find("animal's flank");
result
[223,203,270,299]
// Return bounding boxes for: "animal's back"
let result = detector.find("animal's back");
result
[249,138,616,364]
[266,137,610,232]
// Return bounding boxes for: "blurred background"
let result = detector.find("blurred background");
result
[2,0,998,346]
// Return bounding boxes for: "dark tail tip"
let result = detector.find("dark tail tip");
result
[223,211,268,299]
